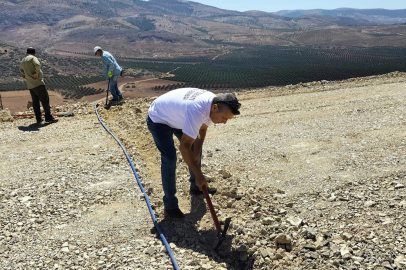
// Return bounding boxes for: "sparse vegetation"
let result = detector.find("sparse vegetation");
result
[155,46,406,89]
[2,44,406,96]
[126,16,156,31]
[0,75,104,99]
[0,45,105,99]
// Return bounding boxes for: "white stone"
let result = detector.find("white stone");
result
[364,201,377,207]
[395,184,405,189]
[340,245,351,257]
[18,196,33,202]
[287,217,303,227]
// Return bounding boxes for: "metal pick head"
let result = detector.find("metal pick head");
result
[221,217,232,237]
[214,217,232,251]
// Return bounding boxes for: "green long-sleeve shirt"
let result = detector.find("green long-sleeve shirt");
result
[19,54,45,89]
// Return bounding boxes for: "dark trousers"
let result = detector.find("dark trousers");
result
[29,85,51,121]
[146,116,201,209]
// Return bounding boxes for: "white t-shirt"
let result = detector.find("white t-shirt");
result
[148,88,215,139]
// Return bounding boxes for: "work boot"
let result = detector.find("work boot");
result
[45,117,58,123]
[164,208,185,219]
[108,99,119,106]
[190,186,217,196]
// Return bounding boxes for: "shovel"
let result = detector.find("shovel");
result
[202,184,232,250]
[104,78,111,109]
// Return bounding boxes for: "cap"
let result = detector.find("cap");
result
[27,47,35,54]
[94,46,102,55]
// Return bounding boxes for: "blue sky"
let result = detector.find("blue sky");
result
[189,0,405,13]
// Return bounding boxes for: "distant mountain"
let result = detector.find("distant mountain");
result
[274,8,406,25]
[0,1,405,58]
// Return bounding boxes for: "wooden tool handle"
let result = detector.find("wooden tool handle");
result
[202,185,221,233]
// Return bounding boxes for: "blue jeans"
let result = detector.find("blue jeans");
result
[146,116,201,209]
[109,75,123,101]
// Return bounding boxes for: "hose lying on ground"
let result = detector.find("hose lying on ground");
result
[94,103,180,270]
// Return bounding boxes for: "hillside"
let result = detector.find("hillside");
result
[274,8,406,25]
[1,0,406,58]
[1,72,406,269]
[3,42,406,97]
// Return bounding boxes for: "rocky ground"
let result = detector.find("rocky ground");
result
[1,72,406,270]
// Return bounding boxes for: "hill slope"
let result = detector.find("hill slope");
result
[1,1,406,58]
[275,8,406,25]
[1,72,406,269]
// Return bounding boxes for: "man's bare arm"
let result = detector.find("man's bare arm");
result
[179,133,207,190]
[192,124,208,163]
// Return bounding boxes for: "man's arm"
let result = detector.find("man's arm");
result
[19,63,25,79]
[179,130,207,190]
[102,54,115,78]
[32,57,41,80]
[192,124,208,163]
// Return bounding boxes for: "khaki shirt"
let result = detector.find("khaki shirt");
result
[20,54,45,89]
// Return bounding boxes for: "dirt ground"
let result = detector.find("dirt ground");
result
[1,77,181,113]
[81,77,181,103]
[0,90,69,113]
[1,72,406,270]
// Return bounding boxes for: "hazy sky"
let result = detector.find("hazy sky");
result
[189,0,405,13]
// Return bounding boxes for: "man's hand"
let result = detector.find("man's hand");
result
[195,174,208,191]
[32,73,38,80]
[108,71,112,78]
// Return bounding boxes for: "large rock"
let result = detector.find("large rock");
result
[0,109,13,122]
[274,234,292,244]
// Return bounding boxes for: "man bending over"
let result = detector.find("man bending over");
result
[147,88,241,219]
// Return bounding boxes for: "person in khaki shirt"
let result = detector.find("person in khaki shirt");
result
[20,48,57,124]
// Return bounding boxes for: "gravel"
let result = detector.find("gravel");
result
[1,71,406,269]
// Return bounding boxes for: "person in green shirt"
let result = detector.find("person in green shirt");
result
[20,48,57,124]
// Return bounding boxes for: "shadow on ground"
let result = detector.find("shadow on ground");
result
[18,122,53,132]
[154,194,255,270]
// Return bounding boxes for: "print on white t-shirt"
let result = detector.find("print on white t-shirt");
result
[184,89,208,100]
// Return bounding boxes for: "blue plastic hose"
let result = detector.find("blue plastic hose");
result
[94,103,180,270]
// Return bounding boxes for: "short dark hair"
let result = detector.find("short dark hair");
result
[213,93,241,115]
[27,47,35,54]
